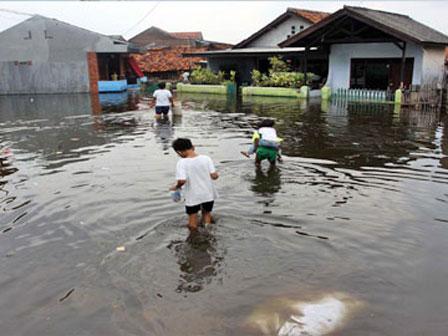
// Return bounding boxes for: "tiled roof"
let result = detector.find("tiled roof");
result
[287,8,330,24]
[281,6,448,47]
[170,32,203,40]
[134,46,207,73]
[234,7,330,49]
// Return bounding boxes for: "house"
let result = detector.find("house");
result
[185,8,329,84]
[0,15,142,95]
[280,6,448,91]
[129,26,204,49]
[129,26,232,80]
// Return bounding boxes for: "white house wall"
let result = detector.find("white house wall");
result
[247,16,312,48]
[421,46,446,85]
[0,16,128,94]
[327,42,424,89]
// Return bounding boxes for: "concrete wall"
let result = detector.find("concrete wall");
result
[327,42,424,89]
[208,56,256,84]
[0,16,128,94]
[247,17,312,48]
[421,46,446,85]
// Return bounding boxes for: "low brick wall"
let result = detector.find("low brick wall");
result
[176,83,227,95]
[242,86,301,98]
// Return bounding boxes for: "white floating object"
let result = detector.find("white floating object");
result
[279,297,346,336]
[116,246,126,252]
[245,292,362,336]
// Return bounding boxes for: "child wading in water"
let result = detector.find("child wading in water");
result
[170,138,219,232]
[241,119,282,166]
[152,82,174,122]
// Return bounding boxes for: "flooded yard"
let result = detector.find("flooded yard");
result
[1,92,448,335]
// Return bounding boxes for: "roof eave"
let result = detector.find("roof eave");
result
[233,11,292,49]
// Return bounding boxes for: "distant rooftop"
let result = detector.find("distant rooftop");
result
[170,32,203,40]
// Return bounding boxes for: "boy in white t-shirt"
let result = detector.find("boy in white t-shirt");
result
[152,82,174,121]
[170,138,219,232]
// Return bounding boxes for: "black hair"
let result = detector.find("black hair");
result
[158,82,166,89]
[259,119,275,128]
[172,138,193,151]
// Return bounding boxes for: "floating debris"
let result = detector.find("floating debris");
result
[296,230,329,240]
[116,246,126,252]
[59,288,75,302]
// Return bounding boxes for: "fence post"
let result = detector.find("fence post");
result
[394,89,402,105]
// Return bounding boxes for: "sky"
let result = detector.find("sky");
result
[0,1,447,44]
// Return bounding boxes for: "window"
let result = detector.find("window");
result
[44,30,53,39]
[287,34,291,39]
[291,25,296,34]
[24,30,32,40]
[300,25,304,31]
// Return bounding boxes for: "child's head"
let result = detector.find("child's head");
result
[172,138,194,157]
[158,82,166,89]
[259,119,275,128]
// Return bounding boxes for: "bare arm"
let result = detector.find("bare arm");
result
[253,138,260,151]
[170,179,186,191]
[169,96,174,107]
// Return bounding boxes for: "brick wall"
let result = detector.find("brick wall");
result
[87,52,99,94]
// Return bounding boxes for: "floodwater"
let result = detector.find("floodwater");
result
[1,92,447,335]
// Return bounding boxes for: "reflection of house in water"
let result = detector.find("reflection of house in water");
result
[0,94,140,170]
[99,92,140,113]
[0,14,141,95]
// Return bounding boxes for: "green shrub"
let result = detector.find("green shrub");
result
[189,67,228,85]
[250,56,315,88]
[268,56,290,72]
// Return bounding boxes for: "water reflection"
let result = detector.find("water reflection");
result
[250,166,281,197]
[1,91,448,336]
[169,230,224,294]
[152,115,181,152]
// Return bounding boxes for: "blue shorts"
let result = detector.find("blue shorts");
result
[155,106,170,114]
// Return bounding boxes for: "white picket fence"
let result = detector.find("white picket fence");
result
[332,88,390,102]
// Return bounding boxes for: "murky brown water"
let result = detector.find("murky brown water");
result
[1,92,448,335]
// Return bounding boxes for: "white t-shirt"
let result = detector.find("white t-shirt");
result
[153,89,172,106]
[258,127,278,141]
[175,155,218,206]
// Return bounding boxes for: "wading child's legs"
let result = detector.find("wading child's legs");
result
[187,213,199,231]
[200,201,214,225]
[186,204,201,231]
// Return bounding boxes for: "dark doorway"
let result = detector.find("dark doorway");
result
[350,58,414,90]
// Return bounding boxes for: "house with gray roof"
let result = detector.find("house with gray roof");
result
[0,15,142,95]
[280,6,448,91]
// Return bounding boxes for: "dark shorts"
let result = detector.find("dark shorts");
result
[155,105,170,114]
[185,201,214,215]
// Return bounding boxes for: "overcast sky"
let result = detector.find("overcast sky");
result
[0,1,447,44]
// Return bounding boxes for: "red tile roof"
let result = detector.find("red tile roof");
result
[287,8,330,23]
[134,46,207,73]
[170,32,203,40]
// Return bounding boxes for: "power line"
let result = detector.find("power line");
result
[123,2,160,36]
[0,8,34,16]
